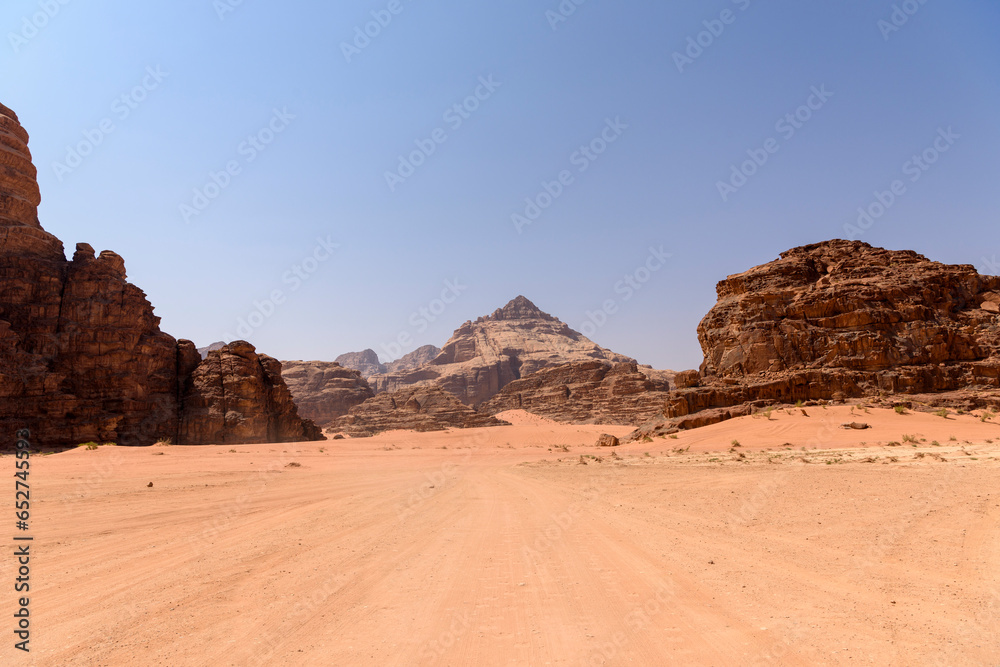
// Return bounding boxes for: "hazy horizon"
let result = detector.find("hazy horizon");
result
[5,0,998,370]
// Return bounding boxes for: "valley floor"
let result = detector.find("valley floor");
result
[5,406,1000,666]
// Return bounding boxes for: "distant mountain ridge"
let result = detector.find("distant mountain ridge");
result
[368,296,635,405]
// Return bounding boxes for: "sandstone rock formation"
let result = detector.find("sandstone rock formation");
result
[628,240,1000,440]
[385,344,440,374]
[481,361,672,425]
[368,296,634,405]
[281,360,374,426]
[596,434,620,447]
[0,102,320,447]
[197,341,226,359]
[332,386,509,437]
[180,342,323,444]
[334,349,387,378]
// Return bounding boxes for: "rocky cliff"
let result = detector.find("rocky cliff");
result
[368,296,633,405]
[334,349,386,378]
[385,344,440,373]
[628,240,1000,439]
[281,360,374,426]
[0,102,320,446]
[481,361,672,425]
[333,386,510,437]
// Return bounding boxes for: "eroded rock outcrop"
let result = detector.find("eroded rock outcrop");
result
[628,240,1000,439]
[180,342,323,444]
[333,386,509,437]
[481,361,672,425]
[368,296,634,405]
[281,360,374,426]
[334,349,387,378]
[385,344,440,374]
[0,103,320,446]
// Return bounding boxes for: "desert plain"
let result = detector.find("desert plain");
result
[6,405,999,666]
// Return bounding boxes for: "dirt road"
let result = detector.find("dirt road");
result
[4,407,999,665]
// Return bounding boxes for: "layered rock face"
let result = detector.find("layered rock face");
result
[481,361,672,425]
[368,296,634,405]
[385,344,440,373]
[180,342,323,444]
[629,240,1000,439]
[333,386,510,437]
[281,360,374,426]
[0,103,320,446]
[334,349,386,378]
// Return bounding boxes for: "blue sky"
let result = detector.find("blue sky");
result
[3,0,999,369]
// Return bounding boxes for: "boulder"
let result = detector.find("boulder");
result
[596,434,620,447]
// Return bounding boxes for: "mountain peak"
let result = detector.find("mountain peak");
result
[483,296,556,322]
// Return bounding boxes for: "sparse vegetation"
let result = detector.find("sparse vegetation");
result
[84,443,99,450]
[980,409,995,423]
[731,439,741,447]
[155,437,172,446]
[934,408,950,419]
[668,434,679,440]
[949,435,957,442]
[930,440,940,447]
[894,405,909,415]
[795,400,804,408]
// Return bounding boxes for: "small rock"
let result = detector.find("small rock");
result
[841,422,870,430]
[596,434,620,448]
[147,482,153,488]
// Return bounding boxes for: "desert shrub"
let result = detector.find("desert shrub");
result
[894,405,909,415]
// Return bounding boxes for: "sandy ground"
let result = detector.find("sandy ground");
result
[3,405,999,666]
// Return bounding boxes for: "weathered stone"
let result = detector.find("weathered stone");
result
[368,296,635,406]
[481,361,671,425]
[627,240,1000,441]
[333,386,509,437]
[0,103,319,447]
[334,349,386,378]
[596,434,620,447]
[281,360,374,426]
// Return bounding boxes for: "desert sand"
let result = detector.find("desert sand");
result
[5,405,1000,666]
